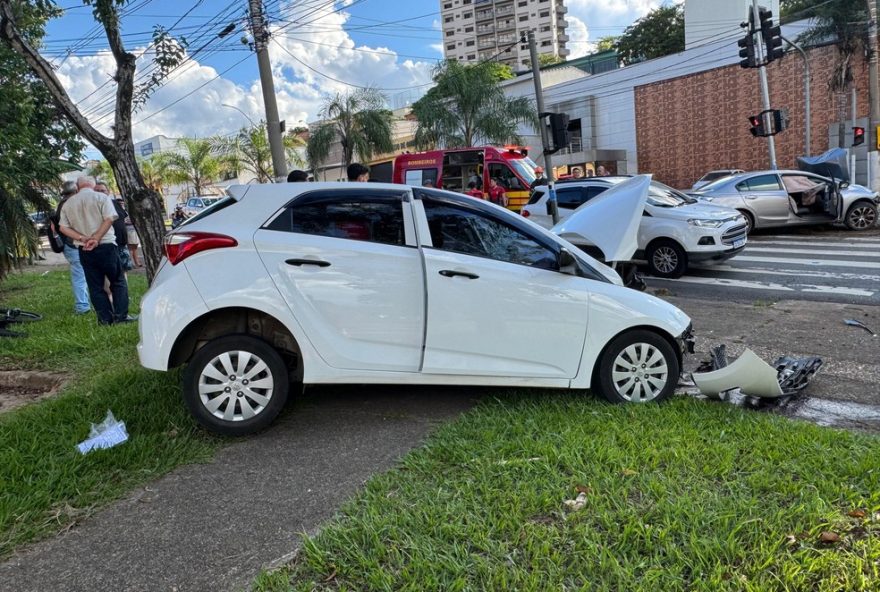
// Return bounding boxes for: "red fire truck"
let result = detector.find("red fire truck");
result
[391,146,539,211]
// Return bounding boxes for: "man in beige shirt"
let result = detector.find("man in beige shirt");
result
[59,176,133,325]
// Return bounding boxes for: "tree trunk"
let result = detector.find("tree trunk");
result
[110,141,167,280]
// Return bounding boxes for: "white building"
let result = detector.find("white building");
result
[440,0,569,71]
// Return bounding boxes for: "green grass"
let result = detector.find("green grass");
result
[256,395,880,592]
[0,270,221,557]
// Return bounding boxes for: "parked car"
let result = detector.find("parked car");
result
[138,179,694,435]
[521,177,747,278]
[182,195,222,217]
[691,169,744,191]
[29,212,49,236]
[692,170,879,233]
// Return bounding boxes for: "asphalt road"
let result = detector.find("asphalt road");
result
[646,225,880,305]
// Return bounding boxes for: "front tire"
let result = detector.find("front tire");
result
[646,240,687,278]
[738,210,755,235]
[182,334,290,436]
[596,330,680,404]
[845,201,877,230]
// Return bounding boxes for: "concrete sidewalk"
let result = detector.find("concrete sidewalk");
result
[2,296,878,592]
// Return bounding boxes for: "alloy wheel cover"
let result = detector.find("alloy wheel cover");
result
[611,343,669,402]
[198,350,275,421]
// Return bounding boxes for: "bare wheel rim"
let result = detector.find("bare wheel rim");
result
[611,343,669,402]
[198,350,274,422]
[849,205,876,229]
[652,246,679,274]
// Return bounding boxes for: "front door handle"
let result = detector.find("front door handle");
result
[286,258,331,267]
[744,195,759,200]
[439,269,479,279]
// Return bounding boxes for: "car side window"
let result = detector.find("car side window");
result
[584,186,608,200]
[187,198,198,207]
[422,198,558,270]
[738,175,783,192]
[266,193,405,246]
[555,187,585,209]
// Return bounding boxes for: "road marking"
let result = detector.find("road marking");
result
[655,275,875,297]
[747,239,880,250]
[746,246,880,257]
[691,264,880,282]
[733,255,880,269]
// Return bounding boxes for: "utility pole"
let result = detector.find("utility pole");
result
[527,29,558,224]
[867,0,879,189]
[751,0,777,169]
[852,85,858,181]
[782,35,810,157]
[249,0,287,182]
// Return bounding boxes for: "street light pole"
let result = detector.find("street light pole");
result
[221,103,257,128]
[248,0,287,182]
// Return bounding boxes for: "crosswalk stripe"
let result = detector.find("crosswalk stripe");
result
[691,264,880,282]
[655,275,875,297]
[750,235,880,244]
[747,239,880,250]
[733,255,880,269]
[746,246,880,257]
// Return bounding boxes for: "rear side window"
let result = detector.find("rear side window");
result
[736,175,782,192]
[266,193,405,246]
[555,187,584,209]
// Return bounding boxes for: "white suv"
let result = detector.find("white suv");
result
[521,177,747,278]
[139,180,694,435]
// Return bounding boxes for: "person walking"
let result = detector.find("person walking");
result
[49,181,90,315]
[347,163,370,182]
[58,176,134,325]
[487,177,508,207]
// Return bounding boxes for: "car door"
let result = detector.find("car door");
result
[415,191,589,379]
[736,174,788,224]
[254,188,424,372]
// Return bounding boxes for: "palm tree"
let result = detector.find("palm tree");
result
[307,89,394,177]
[87,160,118,193]
[412,59,537,149]
[785,0,869,146]
[215,123,306,183]
[162,137,225,196]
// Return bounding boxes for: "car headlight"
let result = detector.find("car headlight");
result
[688,218,724,228]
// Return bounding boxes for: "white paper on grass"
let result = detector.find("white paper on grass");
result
[76,410,129,454]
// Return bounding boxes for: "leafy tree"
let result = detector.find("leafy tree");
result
[88,160,118,193]
[216,123,306,183]
[307,89,394,175]
[0,0,83,278]
[616,4,685,65]
[0,0,188,280]
[412,59,537,149]
[138,155,169,196]
[783,0,869,147]
[161,138,226,197]
[596,35,618,52]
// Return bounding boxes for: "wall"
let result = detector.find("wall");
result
[635,44,871,189]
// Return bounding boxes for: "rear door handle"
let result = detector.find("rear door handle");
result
[439,269,479,279]
[744,195,759,200]
[286,258,331,267]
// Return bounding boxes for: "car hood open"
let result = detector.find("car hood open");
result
[647,201,741,221]
[550,175,650,262]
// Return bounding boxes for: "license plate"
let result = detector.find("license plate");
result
[732,238,746,249]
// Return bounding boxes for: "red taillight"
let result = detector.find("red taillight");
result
[521,209,530,217]
[164,232,237,265]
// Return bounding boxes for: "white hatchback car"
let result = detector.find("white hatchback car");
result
[139,180,694,435]
[521,177,748,278]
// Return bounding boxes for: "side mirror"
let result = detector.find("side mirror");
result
[839,181,850,189]
[557,247,577,273]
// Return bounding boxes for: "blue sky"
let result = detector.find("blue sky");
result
[40,0,668,155]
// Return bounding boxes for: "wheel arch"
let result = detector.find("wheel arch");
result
[589,324,682,390]
[168,307,304,381]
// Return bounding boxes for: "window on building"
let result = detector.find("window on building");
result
[447,43,456,50]
[446,29,454,36]
[518,15,527,21]
[466,40,475,46]
[467,54,476,59]
[539,10,549,17]
[463,11,472,18]
[465,26,473,32]
[518,0,526,5]
[444,2,452,8]
[541,25,550,32]
[540,40,551,46]
[444,16,453,23]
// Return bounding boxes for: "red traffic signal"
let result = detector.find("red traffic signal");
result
[748,114,764,137]
[853,126,865,146]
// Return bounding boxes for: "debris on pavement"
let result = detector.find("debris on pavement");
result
[774,356,823,395]
[844,318,877,337]
[76,410,129,454]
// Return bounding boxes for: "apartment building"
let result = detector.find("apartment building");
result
[440,0,569,71]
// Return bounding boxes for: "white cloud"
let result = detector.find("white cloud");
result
[59,0,436,143]
[565,16,595,59]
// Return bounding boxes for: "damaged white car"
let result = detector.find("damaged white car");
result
[138,176,694,435]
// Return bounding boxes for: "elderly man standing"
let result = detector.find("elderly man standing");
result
[59,176,133,325]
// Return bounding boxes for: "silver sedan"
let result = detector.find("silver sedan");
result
[692,170,878,233]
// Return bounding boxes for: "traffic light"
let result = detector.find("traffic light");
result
[853,126,866,146]
[772,108,790,134]
[758,7,784,62]
[738,33,757,69]
[748,113,765,137]
[548,112,571,152]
